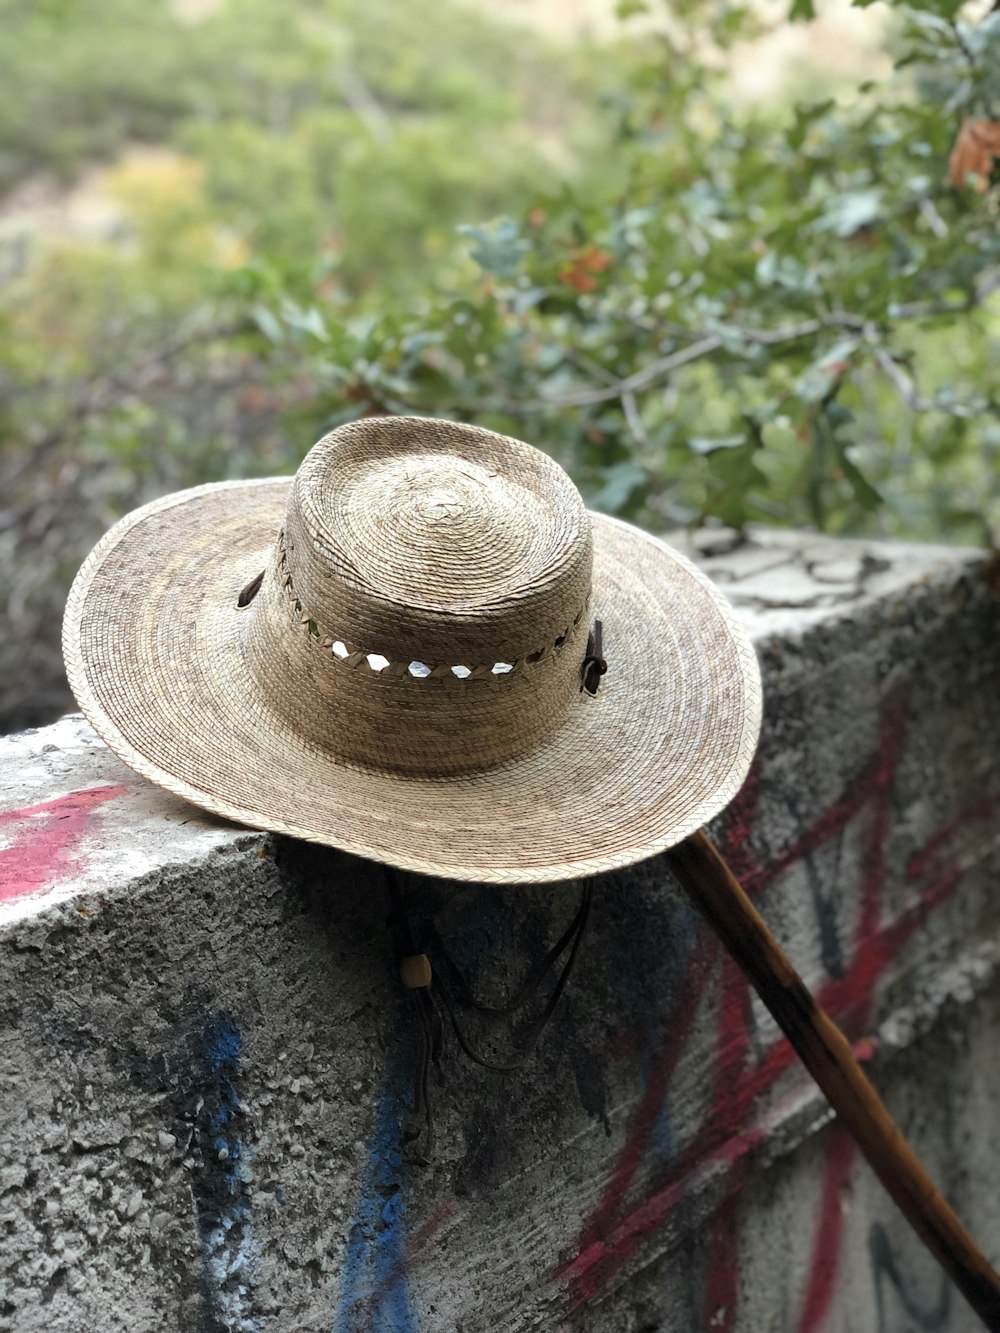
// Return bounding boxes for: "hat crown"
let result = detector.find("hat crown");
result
[282,417,593,669]
[245,418,595,774]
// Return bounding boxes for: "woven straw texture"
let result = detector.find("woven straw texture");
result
[62,417,761,884]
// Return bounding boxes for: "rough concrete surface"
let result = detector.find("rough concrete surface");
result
[1,528,999,1332]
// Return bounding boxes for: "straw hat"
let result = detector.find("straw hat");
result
[62,417,760,883]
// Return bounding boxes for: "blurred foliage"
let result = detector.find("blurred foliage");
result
[2,0,1000,726]
[232,0,1000,542]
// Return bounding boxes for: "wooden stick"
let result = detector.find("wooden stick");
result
[665,829,1000,1330]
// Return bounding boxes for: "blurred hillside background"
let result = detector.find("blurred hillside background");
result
[2,0,999,732]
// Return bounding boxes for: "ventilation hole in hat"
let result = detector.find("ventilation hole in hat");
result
[236,570,265,609]
[278,538,587,683]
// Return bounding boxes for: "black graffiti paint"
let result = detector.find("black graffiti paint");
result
[870,1222,950,1332]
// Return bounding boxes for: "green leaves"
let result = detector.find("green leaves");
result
[794,339,862,404]
[755,250,823,297]
[456,220,530,280]
[615,0,650,18]
[894,0,965,19]
[699,423,770,529]
[688,435,748,455]
[815,189,882,238]
[7,0,1000,554]
[190,0,1000,548]
[836,435,883,512]
[587,459,649,513]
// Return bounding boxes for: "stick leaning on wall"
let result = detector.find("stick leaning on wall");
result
[666,829,1000,1331]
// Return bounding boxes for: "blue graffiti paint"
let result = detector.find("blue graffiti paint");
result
[182,1014,259,1333]
[334,1051,416,1333]
[206,1020,243,1070]
[205,1019,244,1172]
[200,1016,246,1202]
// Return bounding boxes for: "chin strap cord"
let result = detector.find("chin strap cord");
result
[385,868,592,1164]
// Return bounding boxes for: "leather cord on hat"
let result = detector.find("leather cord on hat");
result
[423,885,591,1072]
[581,619,607,695]
[386,868,443,1164]
[385,868,592,1162]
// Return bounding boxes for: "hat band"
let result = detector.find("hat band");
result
[270,531,587,686]
[236,534,593,775]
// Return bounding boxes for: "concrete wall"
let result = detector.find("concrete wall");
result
[1,528,999,1333]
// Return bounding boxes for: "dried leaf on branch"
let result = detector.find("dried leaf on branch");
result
[948,120,1000,192]
[559,245,612,294]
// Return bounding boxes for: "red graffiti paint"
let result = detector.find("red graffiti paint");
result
[557,687,998,1329]
[0,785,126,902]
[577,930,721,1253]
[702,1159,752,1333]
[797,1124,857,1333]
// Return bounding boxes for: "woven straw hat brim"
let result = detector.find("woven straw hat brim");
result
[63,478,761,884]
